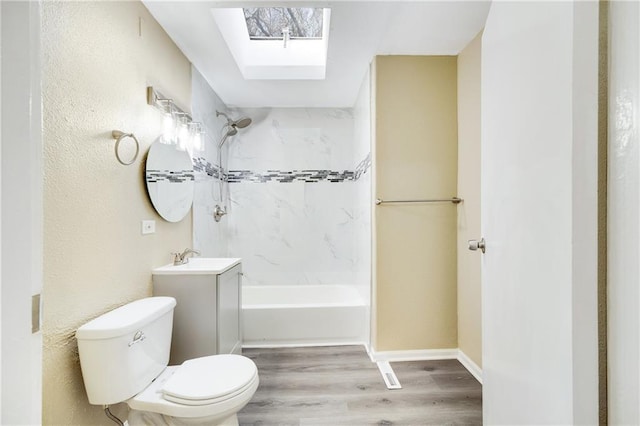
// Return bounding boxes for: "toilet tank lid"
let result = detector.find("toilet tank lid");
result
[76,297,176,340]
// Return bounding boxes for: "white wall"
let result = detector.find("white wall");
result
[1,2,42,423]
[608,1,640,423]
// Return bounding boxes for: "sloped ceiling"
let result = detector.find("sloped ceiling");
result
[143,1,490,107]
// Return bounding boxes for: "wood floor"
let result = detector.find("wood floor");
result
[237,345,482,425]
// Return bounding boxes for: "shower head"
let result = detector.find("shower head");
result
[216,110,251,148]
[216,110,252,129]
[233,117,252,129]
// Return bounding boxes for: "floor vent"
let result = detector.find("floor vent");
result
[377,361,402,390]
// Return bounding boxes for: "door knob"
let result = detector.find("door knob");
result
[468,238,486,253]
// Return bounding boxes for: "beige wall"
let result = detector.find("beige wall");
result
[373,56,458,351]
[42,2,192,424]
[457,33,482,367]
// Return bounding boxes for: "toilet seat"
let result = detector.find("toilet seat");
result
[127,355,259,419]
[161,355,258,406]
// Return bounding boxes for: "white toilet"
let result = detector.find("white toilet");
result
[76,297,259,426]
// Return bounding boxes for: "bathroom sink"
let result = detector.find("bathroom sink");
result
[152,257,241,275]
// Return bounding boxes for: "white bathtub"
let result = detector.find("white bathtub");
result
[242,285,368,347]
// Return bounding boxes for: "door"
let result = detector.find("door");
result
[481,1,599,424]
[1,1,43,423]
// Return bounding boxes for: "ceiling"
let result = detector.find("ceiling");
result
[142,1,491,108]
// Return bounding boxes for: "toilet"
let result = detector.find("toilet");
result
[76,297,258,426]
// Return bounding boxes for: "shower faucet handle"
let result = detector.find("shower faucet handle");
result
[213,205,227,222]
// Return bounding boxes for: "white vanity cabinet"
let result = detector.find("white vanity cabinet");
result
[152,258,242,365]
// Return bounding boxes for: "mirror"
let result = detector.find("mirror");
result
[145,138,194,222]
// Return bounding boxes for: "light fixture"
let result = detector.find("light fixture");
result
[147,86,204,152]
[189,122,204,152]
[160,100,176,145]
[174,113,187,151]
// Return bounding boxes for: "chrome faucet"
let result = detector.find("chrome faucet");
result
[172,248,201,265]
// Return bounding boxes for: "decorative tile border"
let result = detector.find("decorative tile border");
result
[227,169,357,183]
[145,169,194,183]
[192,153,371,184]
[193,157,225,180]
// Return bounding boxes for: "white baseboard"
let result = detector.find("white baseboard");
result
[457,349,483,384]
[368,348,459,362]
[368,347,483,384]
[243,341,368,349]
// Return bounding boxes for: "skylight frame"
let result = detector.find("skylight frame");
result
[210,7,332,80]
[243,7,324,41]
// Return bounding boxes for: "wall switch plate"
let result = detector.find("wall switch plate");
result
[142,220,156,235]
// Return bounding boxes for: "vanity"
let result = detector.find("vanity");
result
[152,258,242,365]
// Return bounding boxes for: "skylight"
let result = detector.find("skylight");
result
[211,7,331,80]
[243,7,323,40]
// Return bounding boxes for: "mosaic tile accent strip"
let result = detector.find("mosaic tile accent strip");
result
[193,157,226,181]
[227,169,356,183]
[145,169,194,183]
[191,153,371,184]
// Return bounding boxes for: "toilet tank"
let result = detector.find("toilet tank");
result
[76,297,177,405]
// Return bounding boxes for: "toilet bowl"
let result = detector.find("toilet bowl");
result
[75,297,259,426]
[128,355,259,426]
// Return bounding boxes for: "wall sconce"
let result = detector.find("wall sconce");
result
[189,122,204,152]
[176,113,190,152]
[160,100,176,145]
[147,86,204,152]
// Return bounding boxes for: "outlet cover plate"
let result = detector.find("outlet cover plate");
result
[142,220,156,235]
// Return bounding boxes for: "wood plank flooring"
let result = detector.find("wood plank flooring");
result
[237,345,482,426]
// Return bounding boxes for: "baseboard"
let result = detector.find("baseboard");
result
[368,347,483,384]
[368,348,459,362]
[457,349,483,384]
[242,341,368,349]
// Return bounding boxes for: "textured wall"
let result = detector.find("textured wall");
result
[374,56,458,351]
[457,33,482,367]
[42,2,191,424]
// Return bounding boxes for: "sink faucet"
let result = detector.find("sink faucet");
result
[172,248,201,265]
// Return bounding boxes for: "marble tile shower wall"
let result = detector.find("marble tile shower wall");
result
[353,70,372,299]
[190,71,372,289]
[226,108,369,286]
[191,67,229,257]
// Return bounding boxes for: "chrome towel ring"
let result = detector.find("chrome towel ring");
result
[111,130,140,166]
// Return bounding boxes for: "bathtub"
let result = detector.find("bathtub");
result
[242,285,368,347]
